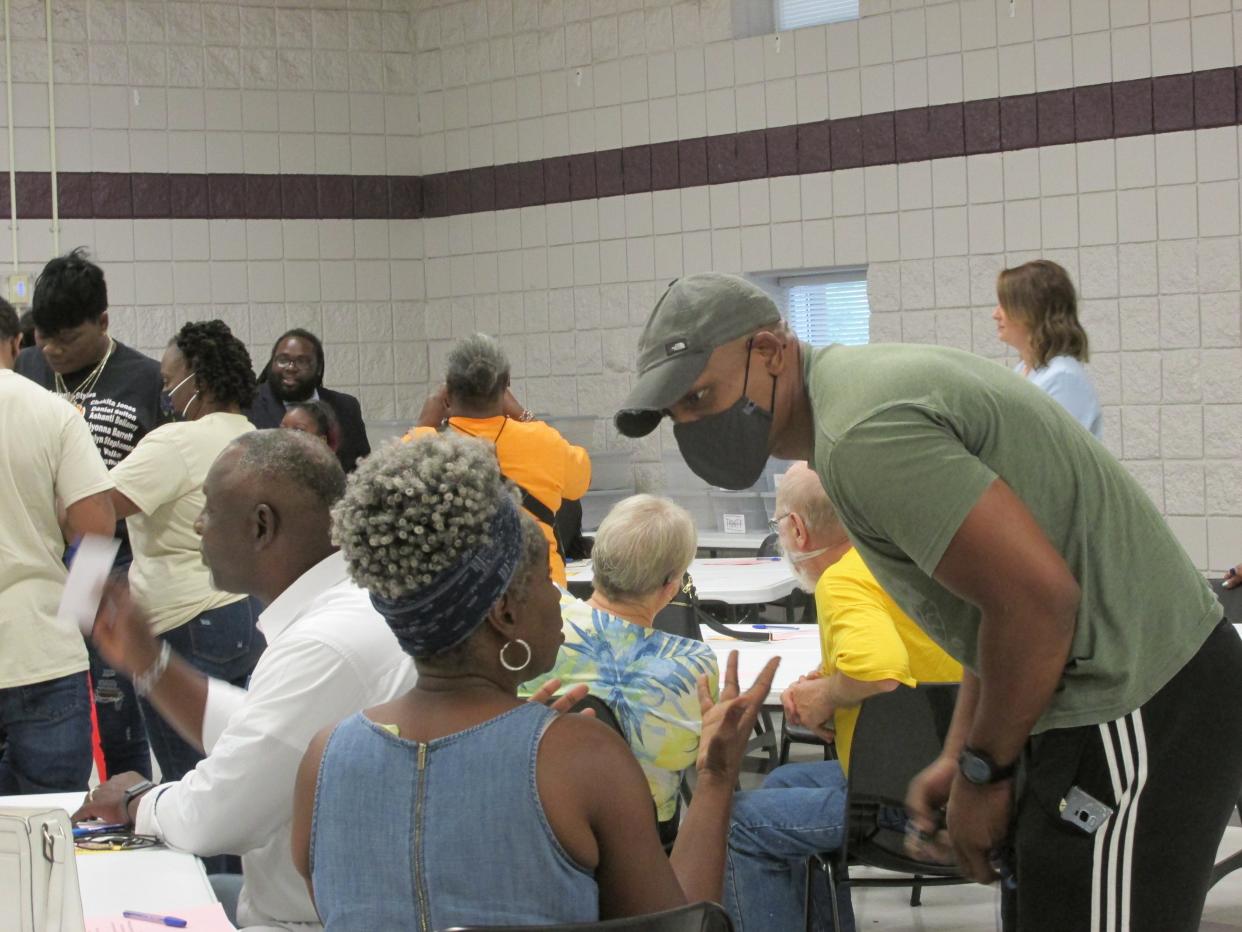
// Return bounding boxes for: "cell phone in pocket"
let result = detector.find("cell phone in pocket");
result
[1060,785,1114,834]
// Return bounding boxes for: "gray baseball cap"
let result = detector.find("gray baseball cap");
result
[614,273,782,438]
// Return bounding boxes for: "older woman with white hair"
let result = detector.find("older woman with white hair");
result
[522,494,719,837]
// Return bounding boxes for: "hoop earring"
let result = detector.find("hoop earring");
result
[499,638,532,672]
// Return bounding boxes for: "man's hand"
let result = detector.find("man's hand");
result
[905,754,957,860]
[779,669,820,722]
[1225,564,1242,589]
[784,676,837,742]
[945,775,1013,883]
[90,579,161,680]
[696,651,780,781]
[71,772,149,825]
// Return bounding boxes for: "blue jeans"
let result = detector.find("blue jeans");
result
[90,645,152,779]
[0,672,93,794]
[87,544,153,780]
[139,597,265,784]
[725,761,857,932]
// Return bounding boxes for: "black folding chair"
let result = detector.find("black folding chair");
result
[807,683,967,931]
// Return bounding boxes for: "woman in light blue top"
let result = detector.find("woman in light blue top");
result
[993,259,1102,439]
[290,432,778,931]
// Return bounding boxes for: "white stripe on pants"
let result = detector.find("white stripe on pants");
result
[1090,710,1149,932]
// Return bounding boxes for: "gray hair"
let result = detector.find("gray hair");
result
[775,463,843,538]
[228,429,346,509]
[445,333,510,407]
[330,430,537,601]
[591,494,697,602]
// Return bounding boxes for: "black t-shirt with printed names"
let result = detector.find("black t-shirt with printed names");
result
[16,342,164,467]
[16,342,164,561]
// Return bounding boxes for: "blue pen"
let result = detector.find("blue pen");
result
[122,912,187,928]
[751,624,799,630]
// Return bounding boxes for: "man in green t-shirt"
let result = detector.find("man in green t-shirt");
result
[615,272,1242,931]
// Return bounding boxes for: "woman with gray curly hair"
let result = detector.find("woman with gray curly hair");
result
[290,432,778,930]
[408,332,592,587]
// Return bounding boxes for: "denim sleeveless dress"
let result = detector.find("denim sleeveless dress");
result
[309,702,599,931]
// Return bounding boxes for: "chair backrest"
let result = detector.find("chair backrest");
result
[843,683,959,869]
[440,900,734,931]
[1208,578,1241,623]
[569,695,624,738]
[756,532,779,557]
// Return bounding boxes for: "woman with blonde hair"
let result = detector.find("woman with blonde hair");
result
[993,259,1102,438]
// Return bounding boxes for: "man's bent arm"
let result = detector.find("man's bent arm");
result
[932,479,1079,765]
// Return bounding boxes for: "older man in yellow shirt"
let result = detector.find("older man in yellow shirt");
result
[724,463,961,932]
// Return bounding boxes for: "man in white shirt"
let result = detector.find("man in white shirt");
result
[0,299,116,793]
[72,429,419,930]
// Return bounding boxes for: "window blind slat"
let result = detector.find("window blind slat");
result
[776,0,859,31]
[786,277,870,347]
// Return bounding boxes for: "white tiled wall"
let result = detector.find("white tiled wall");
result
[409,0,1242,570]
[0,0,425,423]
[4,0,1242,569]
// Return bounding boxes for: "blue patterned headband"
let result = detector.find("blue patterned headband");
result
[369,496,524,657]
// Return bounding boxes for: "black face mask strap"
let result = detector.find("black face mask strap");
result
[740,339,754,398]
[740,338,777,414]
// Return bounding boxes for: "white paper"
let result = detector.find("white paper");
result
[59,534,121,637]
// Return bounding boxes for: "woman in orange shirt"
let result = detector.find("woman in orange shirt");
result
[407,333,591,586]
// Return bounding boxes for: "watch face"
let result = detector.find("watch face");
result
[960,751,993,784]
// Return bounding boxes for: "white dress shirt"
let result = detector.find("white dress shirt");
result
[135,551,418,931]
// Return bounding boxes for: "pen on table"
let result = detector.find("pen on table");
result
[750,624,799,630]
[121,912,187,928]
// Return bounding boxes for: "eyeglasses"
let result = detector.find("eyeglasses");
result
[75,832,160,852]
[767,512,793,534]
[273,354,315,372]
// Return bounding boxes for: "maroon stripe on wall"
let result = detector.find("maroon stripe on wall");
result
[0,171,423,221]
[1,67,1237,221]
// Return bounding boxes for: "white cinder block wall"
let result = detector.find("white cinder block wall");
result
[0,0,427,423]
[2,0,1241,571]
[412,0,1242,572]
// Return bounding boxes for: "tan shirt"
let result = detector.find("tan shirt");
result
[0,370,114,689]
[111,412,254,634]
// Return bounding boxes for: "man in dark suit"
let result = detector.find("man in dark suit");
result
[247,328,370,472]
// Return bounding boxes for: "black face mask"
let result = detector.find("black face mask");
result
[674,344,776,491]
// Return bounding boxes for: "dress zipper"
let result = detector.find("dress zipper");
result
[414,742,431,932]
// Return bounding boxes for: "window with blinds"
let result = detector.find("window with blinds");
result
[775,0,860,31]
[782,272,870,346]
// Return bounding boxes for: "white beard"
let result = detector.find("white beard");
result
[783,554,820,593]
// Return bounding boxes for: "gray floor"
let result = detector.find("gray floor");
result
[840,826,1242,931]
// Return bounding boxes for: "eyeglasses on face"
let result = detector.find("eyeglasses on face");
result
[273,354,315,372]
[767,512,793,534]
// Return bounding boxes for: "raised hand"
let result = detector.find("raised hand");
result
[528,678,596,718]
[89,578,161,681]
[695,651,780,782]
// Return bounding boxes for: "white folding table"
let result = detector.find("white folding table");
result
[566,556,798,606]
[0,791,217,917]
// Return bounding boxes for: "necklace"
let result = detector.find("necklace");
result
[54,338,115,414]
